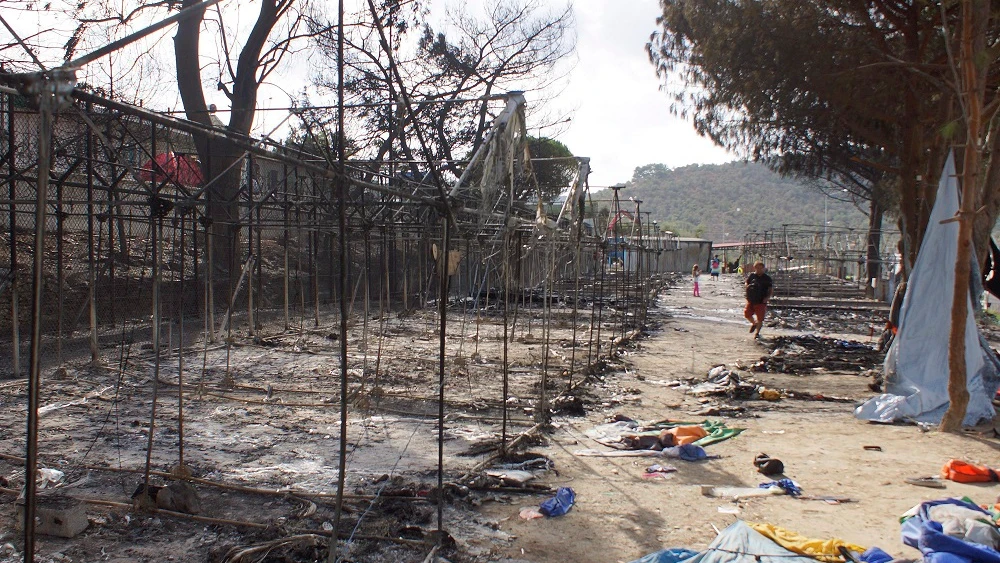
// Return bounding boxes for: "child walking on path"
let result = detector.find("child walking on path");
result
[692,264,701,297]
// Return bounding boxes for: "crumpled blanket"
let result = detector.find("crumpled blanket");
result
[585,419,743,450]
[748,522,866,563]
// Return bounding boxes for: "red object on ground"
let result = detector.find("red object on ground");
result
[140,152,204,187]
[941,459,999,483]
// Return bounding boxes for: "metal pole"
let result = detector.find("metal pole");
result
[8,93,20,378]
[85,101,99,364]
[329,0,348,558]
[23,83,55,563]
[283,163,290,330]
[177,212,187,472]
[436,216,449,537]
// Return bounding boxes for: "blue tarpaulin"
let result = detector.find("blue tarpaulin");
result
[855,154,1000,425]
[901,498,1000,563]
[628,521,816,563]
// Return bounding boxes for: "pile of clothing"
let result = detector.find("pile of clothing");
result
[584,418,743,450]
[901,498,1000,563]
[574,418,743,461]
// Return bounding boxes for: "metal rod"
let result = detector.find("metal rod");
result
[329,0,349,557]
[177,212,187,471]
[22,79,54,563]
[8,94,19,378]
[142,214,163,496]
[437,216,450,537]
[85,100,99,364]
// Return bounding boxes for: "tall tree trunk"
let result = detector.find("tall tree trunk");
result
[941,0,987,432]
[898,91,926,274]
[173,0,280,280]
[203,138,244,281]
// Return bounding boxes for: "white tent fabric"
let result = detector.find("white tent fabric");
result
[856,154,1000,425]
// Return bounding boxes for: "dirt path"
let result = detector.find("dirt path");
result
[481,273,1000,563]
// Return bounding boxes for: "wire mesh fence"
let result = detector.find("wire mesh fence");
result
[0,84,685,559]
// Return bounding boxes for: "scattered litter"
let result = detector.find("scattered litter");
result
[485,456,554,486]
[941,459,999,483]
[718,505,740,515]
[574,449,665,458]
[484,469,536,486]
[642,464,678,480]
[37,468,65,489]
[759,478,802,497]
[863,445,883,452]
[761,430,785,435]
[646,463,677,473]
[905,477,946,489]
[759,388,782,401]
[701,484,786,499]
[754,454,784,476]
[538,487,575,517]
[753,334,883,374]
[494,457,554,472]
[799,495,856,505]
[519,507,544,520]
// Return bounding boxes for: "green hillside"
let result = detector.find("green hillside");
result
[589,162,869,242]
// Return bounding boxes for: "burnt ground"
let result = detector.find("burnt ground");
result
[2,273,1000,563]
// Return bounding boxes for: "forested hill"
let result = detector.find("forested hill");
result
[591,162,868,242]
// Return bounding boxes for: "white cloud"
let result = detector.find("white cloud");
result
[552,0,733,187]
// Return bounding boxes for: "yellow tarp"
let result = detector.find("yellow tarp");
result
[748,522,866,563]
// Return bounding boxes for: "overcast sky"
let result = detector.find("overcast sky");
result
[550,0,734,187]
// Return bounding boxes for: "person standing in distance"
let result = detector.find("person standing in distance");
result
[710,255,722,280]
[744,261,773,337]
[692,264,702,297]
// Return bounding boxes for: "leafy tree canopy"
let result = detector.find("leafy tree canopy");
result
[528,136,576,201]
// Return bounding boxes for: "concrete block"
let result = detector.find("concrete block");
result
[15,494,89,538]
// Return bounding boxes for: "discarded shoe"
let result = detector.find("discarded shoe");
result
[904,476,945,489]
[754,454,784,476]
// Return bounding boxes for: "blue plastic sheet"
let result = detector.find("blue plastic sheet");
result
[539,486,575,517]
[861,547,893,563]
[656,521,815,563]
[900,498,1000,563]
[855,154,1000,425]
[628,548,699,563]
[663,444,708,461]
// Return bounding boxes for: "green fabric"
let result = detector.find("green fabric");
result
[638,420,745,446]
[694,423,745,446]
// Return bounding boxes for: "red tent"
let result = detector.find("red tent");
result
[140,152,204,187]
